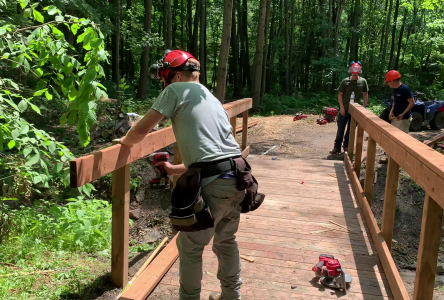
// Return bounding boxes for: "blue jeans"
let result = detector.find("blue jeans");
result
[334,110,351,150]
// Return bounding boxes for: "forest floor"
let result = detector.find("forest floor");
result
[86,114,444,299]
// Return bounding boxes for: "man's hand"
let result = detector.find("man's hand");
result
[389,112,395,120]
[340,107,345,116]
[154,161,187,176]
[396,113,404,120]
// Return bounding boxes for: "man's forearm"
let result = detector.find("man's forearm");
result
[363,93,368,107]
[338,93,344,108]
[402,100,415,116]
[171,164,187,175]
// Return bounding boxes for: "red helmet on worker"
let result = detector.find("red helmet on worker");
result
[349,61,362,75]
[150,50,200,87]
[385,70,401,83]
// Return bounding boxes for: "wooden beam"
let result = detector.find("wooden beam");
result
[348,117,356,160]
[230,116,237,138]
[348,103,444,208]
[354,125,364,176]
[242,111,249,150]
[364,137,376,205]
[381,157,400,251]
[173,143,182,189]
[119,234,179,300]
[111,164,130,288]
[241,145,250,158]
[70,98,253,188]
[224,98,253,118]
[344,155,410,299]
[413,194,443,300]
[424,132,444,147]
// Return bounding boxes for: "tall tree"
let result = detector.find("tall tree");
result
[231,0,240,96]
[380,0,393,80]
[387,0,400,70]
[349,0,360,62]
[187,0,192,51]
[284,0,290,95]
[166,0,172,49]
[242,0,251,90]
[126,0,135,81]
[137,0,153,98]
[111,0,120,90]
[260,0,272,103]
[215,0,234,103]
[199,0,207,85]
[395,8,407,70]
[190,0,200,56]
[251,0,268,109]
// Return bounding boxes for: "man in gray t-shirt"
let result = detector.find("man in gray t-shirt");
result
[121,50,244,300]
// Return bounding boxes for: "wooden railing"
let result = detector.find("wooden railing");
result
[70,98,253,288]
[346,103,444,300]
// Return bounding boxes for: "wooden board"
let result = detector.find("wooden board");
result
[423,131,444,146]
[70,98,252,188]
[148,156,393,299]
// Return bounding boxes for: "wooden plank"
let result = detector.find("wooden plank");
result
[172,143,182,189]
[424,131,444,147]
[413,194,443,300]
[344,154,410,299]
[364,137,376,205]
[242,145,250,158]
[354,124,364,176]
[242,111,249,150]
[71,99,252,188]
[224,98,253,118]
[235,120,258,133]
[119,234,179,300]
[230,116,237,138]
[111,164,130,288]
[348,116,357,160]
[381,157,400,251]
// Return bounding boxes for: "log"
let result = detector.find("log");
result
[424,132,444,147]
[236,120,258,133]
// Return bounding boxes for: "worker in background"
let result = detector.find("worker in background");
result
[385,70,415,132]
[120,50,244,300]
[330,61,369,154]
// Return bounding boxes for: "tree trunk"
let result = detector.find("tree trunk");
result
[260,0,272,102]
[137,0,153,98]
[181,0,185,48]
[394,8,407,70]
[215,0,234,103]
[349,0,360,62]
[284,0,290,95]
[190,0,200,57]
[252,0,267,110]
[265,3,275,94]
[126,0,135,81]
[199,0,207,85]
[173,0,178,47]
[231,0,240,96]
[111,0,120,90]
[387,0,399,70]
[166,0,172,49]
[332,0,343,90]
[237,0,243,89]
[378,0,393,86]
[242,0,251,90]
[187,0,192,51]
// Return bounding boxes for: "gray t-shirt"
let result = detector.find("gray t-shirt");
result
[151,82,241,169]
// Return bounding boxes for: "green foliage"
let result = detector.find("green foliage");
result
[4,197,112,253]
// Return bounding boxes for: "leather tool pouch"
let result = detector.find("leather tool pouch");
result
[169,168,215,232]
[232,157,265,213]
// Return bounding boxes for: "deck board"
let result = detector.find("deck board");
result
[148,155,392,299]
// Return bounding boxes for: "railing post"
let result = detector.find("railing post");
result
[173,143,182,189]
[354,125,364,176]
[111,164,130,287]
[381,156,400,251]
[348,117,356,160]
[242,111,248,151]
[364,136,376,205]
[230,116,237,138]
[413,194,443,300]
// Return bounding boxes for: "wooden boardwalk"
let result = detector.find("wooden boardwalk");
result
[148,155,392,300]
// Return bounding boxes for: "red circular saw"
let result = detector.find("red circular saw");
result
[312,254,352,294]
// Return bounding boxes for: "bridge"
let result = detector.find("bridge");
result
[71,99,444,300]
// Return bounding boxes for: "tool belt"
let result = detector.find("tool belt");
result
[169,156,265,232]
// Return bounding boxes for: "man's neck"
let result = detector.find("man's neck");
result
[395,82,402,88]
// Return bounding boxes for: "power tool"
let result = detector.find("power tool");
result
[312,254,351,294]
[316,117,328,125]
[293,112,307,121]
[322,107,338,122]
[148,152,170,189]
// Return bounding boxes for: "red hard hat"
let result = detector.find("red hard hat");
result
[160,50,196,87]
[385,70,401,82]
[349,63,362,75]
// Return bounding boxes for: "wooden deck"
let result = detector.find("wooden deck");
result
[148,155,392,299]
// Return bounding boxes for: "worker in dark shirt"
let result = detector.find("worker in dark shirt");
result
[385,70,415,133]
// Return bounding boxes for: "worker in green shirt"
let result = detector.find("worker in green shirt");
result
[330,61,369,154]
